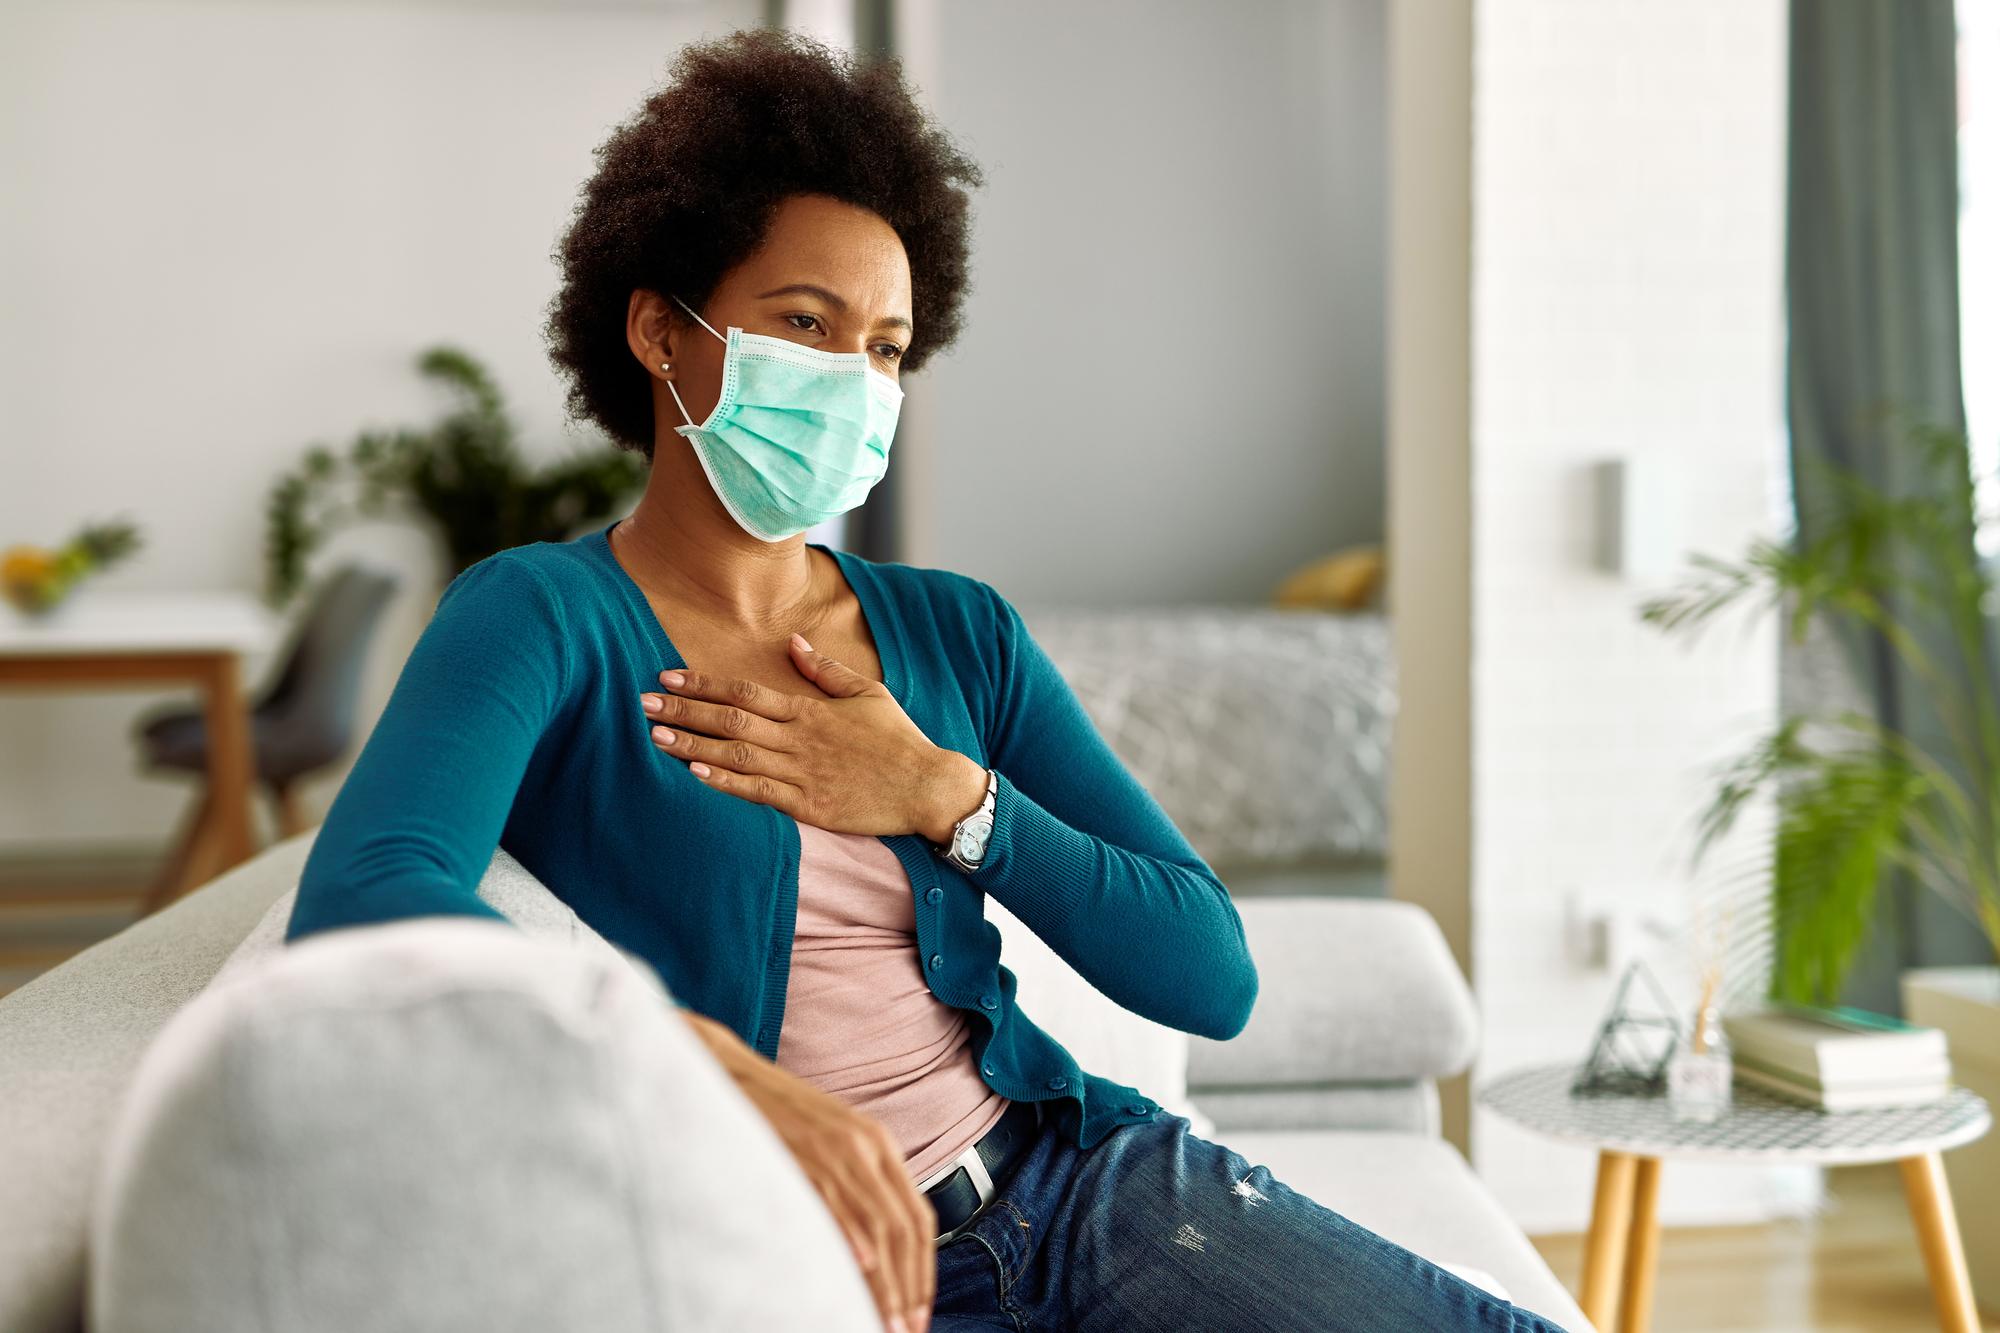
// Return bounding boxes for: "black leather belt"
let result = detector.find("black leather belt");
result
[919,1098,1042,1241]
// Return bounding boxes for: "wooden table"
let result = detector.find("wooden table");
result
[1481,1063,1993,1333]
[0,591,282,907]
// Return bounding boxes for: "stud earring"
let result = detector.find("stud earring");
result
[659,362,671,373]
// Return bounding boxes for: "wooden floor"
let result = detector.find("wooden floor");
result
[1531,1162,2000,1332]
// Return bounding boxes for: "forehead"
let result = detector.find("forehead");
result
[727,194,912,316]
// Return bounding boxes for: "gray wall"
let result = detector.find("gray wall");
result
[0,0,762,855]
[912,0,1386,607]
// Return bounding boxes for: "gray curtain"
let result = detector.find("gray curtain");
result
[1786,0,1984,1013]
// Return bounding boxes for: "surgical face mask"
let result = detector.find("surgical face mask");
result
[665,295,903,543]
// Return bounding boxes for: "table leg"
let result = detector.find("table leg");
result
[198,652,257,874]
[1581,1150,1638,1330]
[1898,1152,1982,1333]
[1616,1155,1663,1333]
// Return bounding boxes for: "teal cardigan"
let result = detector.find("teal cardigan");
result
[285,518,1257,1149]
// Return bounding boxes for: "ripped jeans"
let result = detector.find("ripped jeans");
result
[930,1112,1575,1333]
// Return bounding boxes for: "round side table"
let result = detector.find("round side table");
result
[1480,1063,1992,1333]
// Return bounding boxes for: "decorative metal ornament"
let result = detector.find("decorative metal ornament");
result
[1570,960,1683,1096]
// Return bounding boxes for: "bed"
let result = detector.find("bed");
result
[1013,603,1394,898]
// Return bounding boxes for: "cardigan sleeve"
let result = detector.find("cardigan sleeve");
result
[964,585,1258,1040]
[284,551,569,943]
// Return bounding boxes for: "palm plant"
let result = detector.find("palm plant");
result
[264,346,648,608]
[1642,423,2000,1005]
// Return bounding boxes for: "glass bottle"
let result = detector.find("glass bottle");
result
[1667,1000,1733,1122]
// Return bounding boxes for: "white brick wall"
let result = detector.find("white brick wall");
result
[1466,0,1817,1230]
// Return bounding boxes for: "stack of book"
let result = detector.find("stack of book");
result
[1722,1004,1953,1111]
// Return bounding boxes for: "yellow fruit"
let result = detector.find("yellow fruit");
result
[1,546,74,613]
[2,546,57,589]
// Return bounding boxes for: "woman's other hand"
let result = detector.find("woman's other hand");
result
[682,1009,934,1332]
[638,633,987,842]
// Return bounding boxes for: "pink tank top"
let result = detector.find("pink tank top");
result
[775,818,1010,1184]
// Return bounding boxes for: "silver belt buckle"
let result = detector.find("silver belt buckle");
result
[917,1138,996,1202]
[919,1103,1041,1244]
[922,1140,994,1246]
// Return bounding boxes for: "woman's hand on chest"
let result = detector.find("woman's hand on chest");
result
[639,631,989,842]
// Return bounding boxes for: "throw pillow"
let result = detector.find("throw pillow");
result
[88,917,879,1333]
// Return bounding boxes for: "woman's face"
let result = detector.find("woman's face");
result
[639,193,915,433]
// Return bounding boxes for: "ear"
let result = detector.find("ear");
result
[627,288,683,379]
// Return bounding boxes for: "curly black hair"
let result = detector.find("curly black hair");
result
[543,28,983,459]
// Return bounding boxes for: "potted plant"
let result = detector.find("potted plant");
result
[264,346,647,608]
[1642,422,2000,1291]
[1642,422,2000,997]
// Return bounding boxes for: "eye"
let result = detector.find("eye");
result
[871,342,904,362]
[785,312,826,334]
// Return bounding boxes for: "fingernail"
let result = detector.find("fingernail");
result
[640,695,661,714]
[887,1318,909,1333]
[652,727,675,745]
[661,670,685,688]
[791,632,812,652]
[689,762,711,777]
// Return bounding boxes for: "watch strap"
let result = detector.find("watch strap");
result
[934,766,998,869]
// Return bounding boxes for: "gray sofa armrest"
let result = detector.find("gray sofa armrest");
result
[0,835,309,1333]
[1187,898,1479,1089]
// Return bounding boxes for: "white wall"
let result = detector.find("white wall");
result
[1464,0,1811,1230]
[907,0,1387,607]
[0,0,760,855]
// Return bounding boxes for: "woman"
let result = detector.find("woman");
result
[287,28,1569,1333]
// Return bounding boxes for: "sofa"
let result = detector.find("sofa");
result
[0,827,1591,1331]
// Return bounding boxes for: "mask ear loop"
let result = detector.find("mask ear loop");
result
[663,378,696,429]
[665,294,728,428]
[672,294,727,343]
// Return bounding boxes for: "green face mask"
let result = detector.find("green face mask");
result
[666,295,903,543]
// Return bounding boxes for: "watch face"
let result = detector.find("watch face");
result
[956,813,994,860]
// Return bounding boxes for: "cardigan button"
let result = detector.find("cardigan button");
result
[982,1063,997,1078]
[1047,1076,1068,1091]
[925,887,943,905]
[979,994,998,1011]
[928,954,943,971]
[1127,1102,1152,1116]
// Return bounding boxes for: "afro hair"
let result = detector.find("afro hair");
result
[543,28,983,459]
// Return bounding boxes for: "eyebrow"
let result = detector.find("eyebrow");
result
[756,283,912,332]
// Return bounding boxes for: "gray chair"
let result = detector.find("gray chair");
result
[133,566,399,912]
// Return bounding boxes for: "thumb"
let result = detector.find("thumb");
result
[789,633,872,698]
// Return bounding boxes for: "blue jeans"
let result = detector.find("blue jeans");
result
[930,1112,1575,1332]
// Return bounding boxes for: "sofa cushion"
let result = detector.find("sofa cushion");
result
[983,897,1213,1137]
[1189,899,1479,1088]
[1191,1080,1440,1136]
[1226,1130,1594,1332]
[88,917,879,1333]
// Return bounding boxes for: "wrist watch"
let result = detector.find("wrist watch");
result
[933,766,998,873]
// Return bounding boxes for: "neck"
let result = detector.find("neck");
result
[613,446,824,635]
